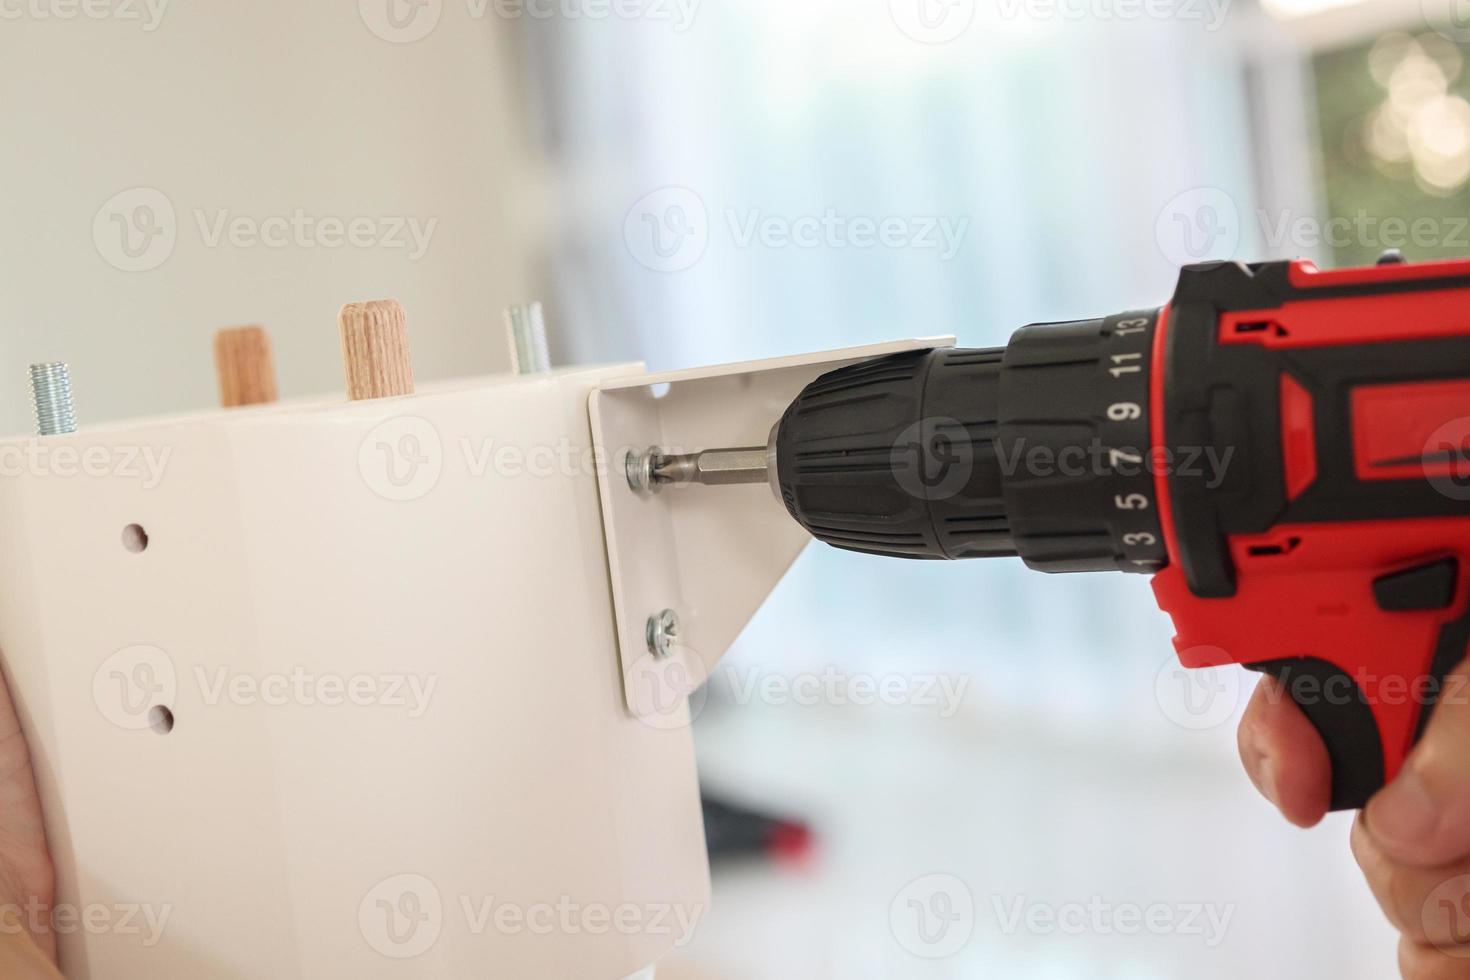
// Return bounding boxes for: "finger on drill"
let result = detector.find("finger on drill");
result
[1365,658,1470,868]
[1237,674,1332,828]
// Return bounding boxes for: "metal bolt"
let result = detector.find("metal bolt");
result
[29,362,76,436]
[504,302,551,376]
[646,609,680,659]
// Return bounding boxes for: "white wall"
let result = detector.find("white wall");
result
[0,1,547,435]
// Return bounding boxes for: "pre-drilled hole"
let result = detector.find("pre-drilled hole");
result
[148,705,174,735]
[122,524,149,553]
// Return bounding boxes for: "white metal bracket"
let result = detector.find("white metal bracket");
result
[589,337,954,718]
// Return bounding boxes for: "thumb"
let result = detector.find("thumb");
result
[1364,656,1470,867]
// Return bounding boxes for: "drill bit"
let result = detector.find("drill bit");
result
[627,446,771,492]
[655,447,769,486]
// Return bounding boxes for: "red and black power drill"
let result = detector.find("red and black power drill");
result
[655,255,1470,811]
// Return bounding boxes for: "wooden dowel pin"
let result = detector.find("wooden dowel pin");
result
[339,299,414,401]
[214,326,279,408]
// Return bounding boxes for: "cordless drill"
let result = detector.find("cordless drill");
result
[642,255,1470,811]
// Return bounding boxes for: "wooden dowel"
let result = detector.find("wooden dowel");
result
[214,326,279,408]
[339,299,414,401]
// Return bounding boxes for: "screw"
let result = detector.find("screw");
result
[646,609,680,659]
[626,447,662,494]
[504,302,551,376]
[30,363,76,436]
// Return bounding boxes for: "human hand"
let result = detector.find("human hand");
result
[1238,657,1470,977]
[0,666,59,978]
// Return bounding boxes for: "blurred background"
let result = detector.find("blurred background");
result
[5,0,1469,975]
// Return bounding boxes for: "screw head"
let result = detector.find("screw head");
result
[626,447,663,495]
[646,609,680,658]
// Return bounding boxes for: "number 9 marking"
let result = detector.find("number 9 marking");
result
[1108,402,1141,421]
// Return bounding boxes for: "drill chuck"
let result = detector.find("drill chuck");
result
[770,312,1168,573]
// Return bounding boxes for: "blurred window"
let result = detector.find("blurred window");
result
[1314,32,1470,266]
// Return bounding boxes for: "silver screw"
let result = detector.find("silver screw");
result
[504,302,551,376]
[626,447,662,494]
[30,363,77,436]
[646,609,680,659]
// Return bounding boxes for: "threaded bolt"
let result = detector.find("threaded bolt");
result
[30,363,77,436]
